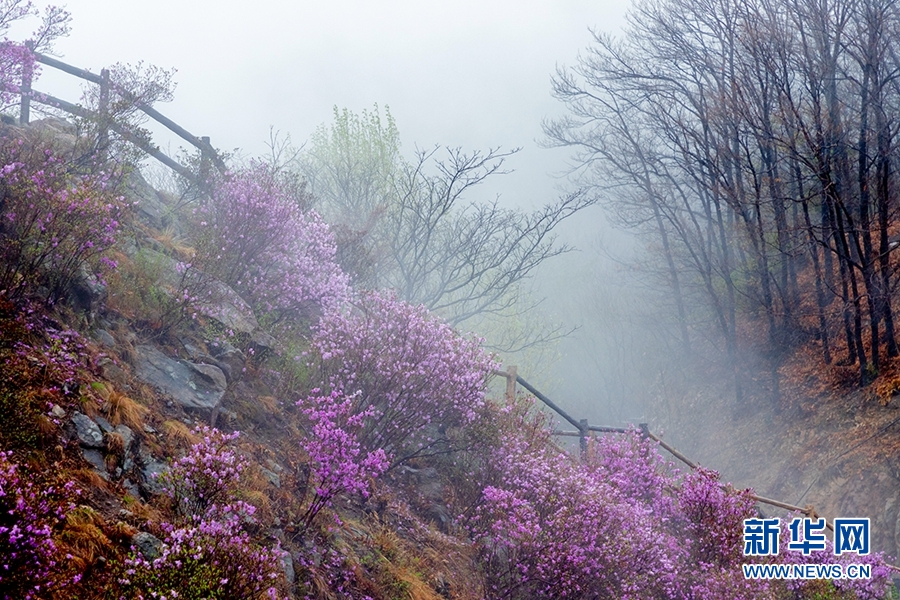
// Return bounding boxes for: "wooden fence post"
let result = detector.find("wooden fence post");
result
[19,41,34,125]
[579,418,589,456]
[505,365,517,403]
[199,135,211,193]
[98,68,109,160]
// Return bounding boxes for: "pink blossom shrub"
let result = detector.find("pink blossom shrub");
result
[0,143,124,303]
[472,436,676,599]
[0,40,33,107]
[118,510,284,600]
[298,389,389,528]
[472,426,894,600]
[0,1,71,108]
[678,466,757,568]
[120,425,285,599]
[309,290,497,464]
[0,451,76,600]
[157,425,248,520]
[191,162,349,331]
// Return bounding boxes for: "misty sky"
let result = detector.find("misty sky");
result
[22,0,629,208]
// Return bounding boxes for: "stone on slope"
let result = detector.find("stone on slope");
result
[133,345,227,410]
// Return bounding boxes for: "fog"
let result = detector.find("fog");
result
[9,0,648,423]
[21,0,626,208]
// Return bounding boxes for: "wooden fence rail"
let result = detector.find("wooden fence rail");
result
[8,48,227,185]
[493,367,836,524]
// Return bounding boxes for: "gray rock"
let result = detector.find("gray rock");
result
[128,171,172,230]
[426,503,452,533]
[187,362,227,393]
[200,280,261,336]
[132,532,163,559]
[93,329,116,348]
[251,329,279,353]
[114,424,135,452]
[98,357,127,387]
[94,415,114,433]
[50,404,66,418]
[179,338,206,361]
[178,340,234,381]
[72,412,105,448]
[82,448,109,478]
[133,345,227,410]
[280,551,295,585]
[141,459,168,495]
[123,479,141,498]
[209,343,246,382]
[30,118,79,155]
[68,264,108,315]
[260,467,281,489]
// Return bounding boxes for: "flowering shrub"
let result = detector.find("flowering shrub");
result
[678,466,757,568]
[0,297,95,448]
[157,425,248,520]
[117,425,285,598]
[585,426,677,516]
[298,389,389,528]
[472,427,894,600]
[295,543,372,600]
[0,39,33,108]
[0,451,76,599]
[191,162,348,331]
[0,143,124,303]
[310,290,497,463]
[0,1,71,108]
[118,510,283,600]
[472,436,675,599]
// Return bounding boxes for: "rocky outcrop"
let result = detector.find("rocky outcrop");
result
[133,345,227,410]
[72,412,105,448]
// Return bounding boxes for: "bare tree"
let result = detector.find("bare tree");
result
[549,0,900,398]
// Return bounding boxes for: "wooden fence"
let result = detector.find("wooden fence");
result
[8,45,225,187]
[494,367,837,525]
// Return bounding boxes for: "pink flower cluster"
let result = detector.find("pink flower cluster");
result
[310,290,497,462]
[0,40,34,106]
[298,389,389,528]
[0,145,124,303]
[123,425,285,598]
[12,320,90,391]
[157,425,248,520]
[0,451,75,600]
[473,436,674,599]
[192,163,348,330]
[119,510,283,600]
[470,427,894,600]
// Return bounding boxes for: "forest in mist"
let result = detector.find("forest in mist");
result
[547,0,900,408]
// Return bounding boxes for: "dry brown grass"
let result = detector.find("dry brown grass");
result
[106,432,125,456]
[121,498,164,525]
[72,467,110,491]
[59,506,112,568]
[151,225,195,262]
[104,432,125,471]
[232,392,280,426]
[103,391,149,430]
[161,420,200,448]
